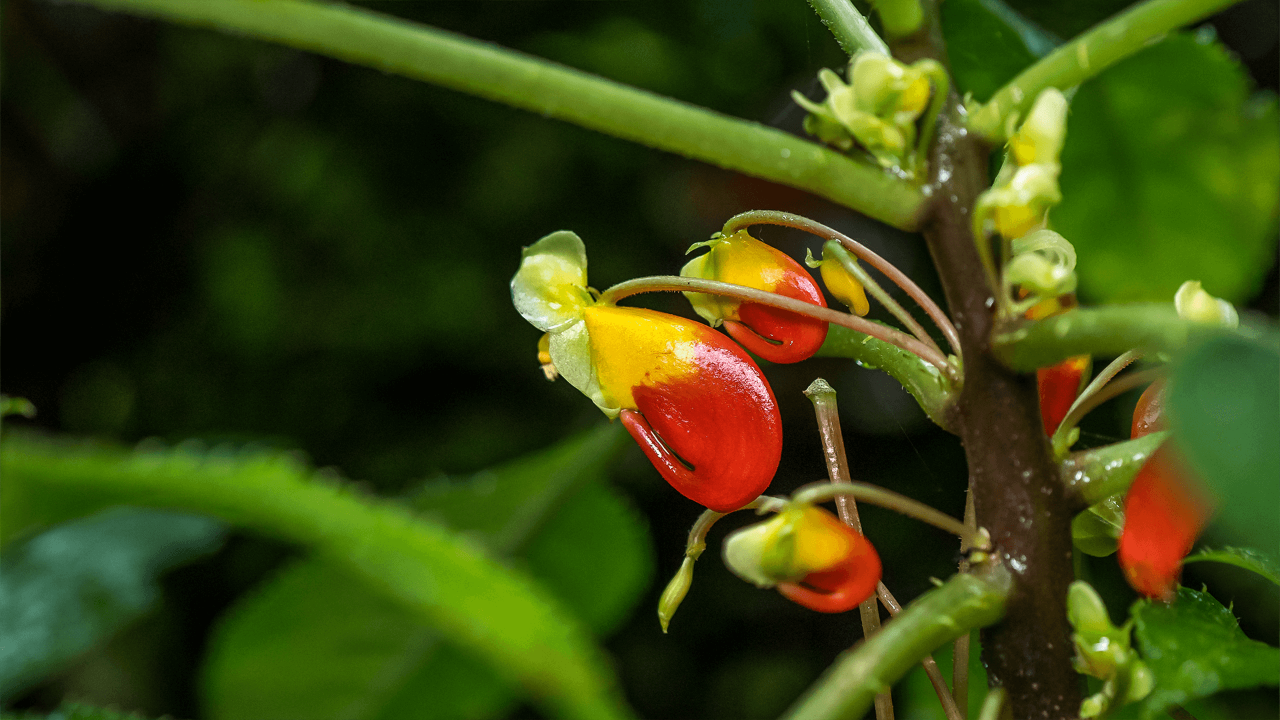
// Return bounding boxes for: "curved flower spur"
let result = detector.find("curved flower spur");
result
[680,230,831,363]
[512,230,782,512]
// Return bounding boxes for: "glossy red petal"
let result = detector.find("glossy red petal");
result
[1131,380,1166,439]
[1117,447,1210,600]
[619,337,782,512]
[777,533,881,613]
[1037,354,1090,434]
[725,261,828,365]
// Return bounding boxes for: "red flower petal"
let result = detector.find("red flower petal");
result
[1131,380,1166,439]
[1037,354,1090,434]
[777,531,881,613]
[1117,446,1210,601]
[724,269,829,364]
[619,337,782,512]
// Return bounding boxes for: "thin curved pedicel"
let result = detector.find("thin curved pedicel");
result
[586,305,782,512]
[681,230,828,364]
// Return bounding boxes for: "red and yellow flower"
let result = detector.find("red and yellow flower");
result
[1118,381,1211,601]
[722,503,881,613]
[681,230,829,364]
[513,230,782,511]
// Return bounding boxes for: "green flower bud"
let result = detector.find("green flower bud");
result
[658,556,696,633]
[1174,280,1238,327]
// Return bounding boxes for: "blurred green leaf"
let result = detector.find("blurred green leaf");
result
[1055,33,1280,304]
[203,425,650,720]
[1,432,637,720]
[940,0,1052,102]
[1,702,164,720]
[1132,586,1279,718]
[0,508,224,696]
[1184,547,1280,587]
[1167,335,1280,554]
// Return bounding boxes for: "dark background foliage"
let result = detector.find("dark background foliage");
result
[2,0,1276,717]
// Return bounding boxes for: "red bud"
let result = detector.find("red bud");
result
[777,531,881,613]
[1117,446,1209,601]
[1037,354,1090,434]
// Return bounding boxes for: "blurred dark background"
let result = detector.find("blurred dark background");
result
[2,0,1276,718]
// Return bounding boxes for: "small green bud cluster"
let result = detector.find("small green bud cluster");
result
[1067,581,1154,718]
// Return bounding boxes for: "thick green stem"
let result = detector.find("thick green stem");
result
[1,434,631,720]
[1061,431,1169,508]
[68,0,926,230]
[990,305,1264,371]
[815,325,956,431]
[807,0,891,56]
[781,567,1011,720]
[968,0,1244,140]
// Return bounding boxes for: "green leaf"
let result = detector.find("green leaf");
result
[202,426,650,720]
[1054,33,1280,304]
[1,431,637,720]
[1167,335,1280,554]
[0,508,224,696]
[1183,547,1280,588]
[1,702,164,720]
[940,0,1053,102]
[1132,586,1280,718]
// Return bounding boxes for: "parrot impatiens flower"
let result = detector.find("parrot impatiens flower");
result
[1118,381,1211,601]
[722,503,881,613]
[512,230,782,512]
[1116,283,1234,600]
[681,230,829,364]
[1038,354,1090,435]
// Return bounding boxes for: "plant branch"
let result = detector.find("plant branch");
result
[804,379,894,720]
[807,0,891,56]
[600,275,958,379]
[68,0,927,230]
[0,433,632,720]
[991,305,1266,371]
[875,582,964,720]
[968,0,1245,140]
[1061,431,1169,508]
[721,210,962,358]
[781,567,1011,720]
[815,325,956,431]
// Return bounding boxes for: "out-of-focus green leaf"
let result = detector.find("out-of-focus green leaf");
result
[1,702,162,720]
[1167,335,1280,554]
[1055,33,1280,304]
[1183,547,1280,587]
[1,432,636,720]
[0,508,224,696]
[203,425,651,720]
[1132,587,1279,718]
[940,0,1052,102]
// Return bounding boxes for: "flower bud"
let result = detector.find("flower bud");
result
[682,231,828,363]
[1010,89,1068,167]
[657,556,696,633]
[723,504,880,613]
[1174,280,1238,327]
[806,243,870,316]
